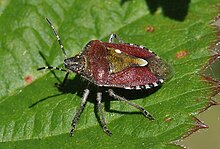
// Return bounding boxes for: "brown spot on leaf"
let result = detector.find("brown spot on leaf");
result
[164,117,172,122]
[24,75,33,84]
[145,26,155,32]
[175,50,188,59]
[195,98,200,102]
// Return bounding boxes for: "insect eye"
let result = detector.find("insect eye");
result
[64,58,71,66]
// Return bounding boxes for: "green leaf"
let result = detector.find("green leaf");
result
[0,0,218,148]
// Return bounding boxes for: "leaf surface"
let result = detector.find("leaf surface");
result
[0,0,218,148]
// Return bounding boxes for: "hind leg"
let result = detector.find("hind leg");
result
[108,89,155,120]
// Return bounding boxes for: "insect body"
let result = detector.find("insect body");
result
[38,18,172,136]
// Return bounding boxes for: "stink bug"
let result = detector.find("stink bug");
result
[38,18,172,136]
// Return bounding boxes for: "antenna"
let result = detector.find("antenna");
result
[45,18,67,59]
[37,66,67,72]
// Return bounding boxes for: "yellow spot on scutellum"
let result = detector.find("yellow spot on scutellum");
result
[107,48,148,73]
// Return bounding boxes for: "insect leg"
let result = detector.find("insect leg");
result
[70,88,90,136]
[108,33,124,43]
[108,89,155,120]
[59,71,69,87]
[96,92,112,136]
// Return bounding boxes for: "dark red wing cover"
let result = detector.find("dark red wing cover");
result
[87,40,161,88]
[88,40,109,84]
[107,67,158,87]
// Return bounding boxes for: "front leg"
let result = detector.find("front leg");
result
[60,71,69,87]
[70,88,90,136]
[55,71,70,89]
[96,92,112,136]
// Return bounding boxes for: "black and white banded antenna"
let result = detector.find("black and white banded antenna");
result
[45,18,67,59]
[37,18,68,73]
[37,66,67,72]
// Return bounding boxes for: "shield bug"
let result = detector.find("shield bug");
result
[38,18,172,136]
